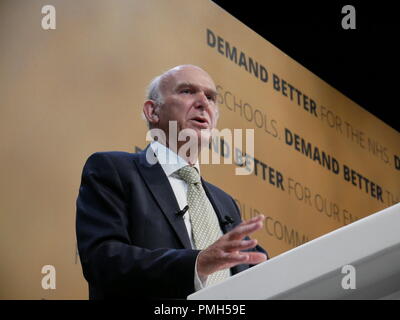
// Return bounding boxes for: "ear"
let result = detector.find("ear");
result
[143,100,160,126]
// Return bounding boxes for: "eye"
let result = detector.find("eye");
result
[207,94,216,102]
[180,88,192,94]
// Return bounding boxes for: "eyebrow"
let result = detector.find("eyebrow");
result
[175,82,217,97]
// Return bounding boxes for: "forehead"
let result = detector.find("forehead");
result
[163,67,216,92]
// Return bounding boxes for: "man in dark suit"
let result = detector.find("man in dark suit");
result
[76,65,268,299]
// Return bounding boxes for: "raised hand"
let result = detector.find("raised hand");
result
[197,215,267,278]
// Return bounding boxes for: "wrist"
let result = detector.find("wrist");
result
[194,251,208,290]
[196,250,207,278]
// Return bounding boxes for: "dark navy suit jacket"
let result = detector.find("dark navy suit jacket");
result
[76,148,267,299]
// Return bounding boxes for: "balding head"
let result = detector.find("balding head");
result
[146,65,215,107]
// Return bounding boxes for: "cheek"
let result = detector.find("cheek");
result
[159,108,187,130]
[209,108,218,126]
[166,98,190,116]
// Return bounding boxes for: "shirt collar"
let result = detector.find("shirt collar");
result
[150,141,200,177]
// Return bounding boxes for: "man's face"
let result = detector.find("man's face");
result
[156,66,219,148]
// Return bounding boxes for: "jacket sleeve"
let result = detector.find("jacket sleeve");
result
[76,152,199,299]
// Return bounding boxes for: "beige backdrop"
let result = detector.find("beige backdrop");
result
[1,0,399,299]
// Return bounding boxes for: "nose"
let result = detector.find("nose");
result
[194,91,209,110]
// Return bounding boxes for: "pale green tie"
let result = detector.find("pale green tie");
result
[177,165,230,286]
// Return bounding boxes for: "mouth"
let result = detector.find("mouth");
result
[189,116,210,128]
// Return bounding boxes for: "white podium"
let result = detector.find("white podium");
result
[188,203,400,300]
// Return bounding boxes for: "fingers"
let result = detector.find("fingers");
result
[220,250,267,266]
[196,215,267,277]
[221,251,250,263]
[223,239,258,252]
[226,215,265,241]
[239,215,265,226]
[245,252,267,264]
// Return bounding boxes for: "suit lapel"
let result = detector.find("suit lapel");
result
[134,148,192,249]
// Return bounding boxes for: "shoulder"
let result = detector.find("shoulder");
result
[79,150,147,189]
[84,150,142,166]
[81,150,145,176]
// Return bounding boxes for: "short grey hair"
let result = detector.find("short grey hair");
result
[146,75,164,105]
[142,74,165,128]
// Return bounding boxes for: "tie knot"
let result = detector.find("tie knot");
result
[177,166,201,184]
